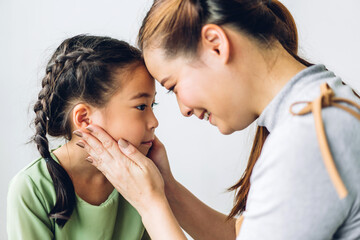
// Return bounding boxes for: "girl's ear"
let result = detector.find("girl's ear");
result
[72,104,92,130]
[200,24,231,64]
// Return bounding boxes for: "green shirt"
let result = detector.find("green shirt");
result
[7,154,150,240]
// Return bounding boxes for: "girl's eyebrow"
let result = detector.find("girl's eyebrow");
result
[130,92,152,100]
[130,91,157,100]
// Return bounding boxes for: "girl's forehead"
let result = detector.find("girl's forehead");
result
[112,65,156,100]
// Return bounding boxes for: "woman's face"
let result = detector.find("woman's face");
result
[144,48,254,135]
[90,65,158,155]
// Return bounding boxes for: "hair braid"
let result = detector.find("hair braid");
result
[32,48,98,227]
[33,68,76,227]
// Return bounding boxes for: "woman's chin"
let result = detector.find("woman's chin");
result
[218,125,235,135]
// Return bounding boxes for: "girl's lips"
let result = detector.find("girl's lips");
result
[141,140,153,146]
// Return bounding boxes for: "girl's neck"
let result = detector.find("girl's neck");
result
[52,140,107,182]
[52,139,115,205]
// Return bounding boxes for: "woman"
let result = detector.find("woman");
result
[76,0,360,239]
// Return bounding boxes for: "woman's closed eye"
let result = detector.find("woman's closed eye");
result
[167,85,175,94]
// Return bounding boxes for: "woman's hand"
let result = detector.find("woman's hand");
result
[75,125,187,240]
[75,125,166,214]
[146,136,176,189]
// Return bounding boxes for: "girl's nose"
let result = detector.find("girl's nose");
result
[149,110,159,129]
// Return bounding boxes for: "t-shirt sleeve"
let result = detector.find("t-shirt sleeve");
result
[7,172,54,240]
[237,122,350,240]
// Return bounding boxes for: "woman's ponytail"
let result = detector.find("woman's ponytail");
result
[228,126,269,218]
[268,0,312,66]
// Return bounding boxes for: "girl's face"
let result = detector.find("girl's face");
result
[91,65,158,155]
[143,48,254,135]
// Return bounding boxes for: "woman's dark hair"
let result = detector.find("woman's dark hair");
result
[33,34,143,227]
[137,0,312,218]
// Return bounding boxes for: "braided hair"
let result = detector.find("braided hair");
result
[33,35,143,227]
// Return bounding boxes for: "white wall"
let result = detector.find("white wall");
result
[0,0,359,239]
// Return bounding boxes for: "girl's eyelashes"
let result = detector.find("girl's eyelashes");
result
[136,104,147,111]
[136,102,159,111]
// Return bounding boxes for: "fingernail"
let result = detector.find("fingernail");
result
[73,130,83,138]
[118,139,129,148]
[76,142,85,148]
[85,157,93,163]
[86,125,94,132]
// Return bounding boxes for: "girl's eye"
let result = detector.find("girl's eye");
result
[167,85,175,94]
[151,102,159,109]
[136,104,147,111]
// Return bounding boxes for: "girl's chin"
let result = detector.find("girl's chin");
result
[138,145,150,155]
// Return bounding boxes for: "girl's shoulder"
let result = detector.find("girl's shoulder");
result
[7,157,57,236]
[8,156,56,209]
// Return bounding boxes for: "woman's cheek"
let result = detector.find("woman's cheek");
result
[177,88,198,108]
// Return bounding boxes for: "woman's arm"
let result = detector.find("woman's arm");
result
[165,178,237,240]
[141,194,187,240]
[145,133,237,240]
[77,125,236,240]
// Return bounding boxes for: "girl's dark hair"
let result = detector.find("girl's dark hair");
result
[33,34,142,227]
[137,0,312,218]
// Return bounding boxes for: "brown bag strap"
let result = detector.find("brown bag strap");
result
[290,83,360,199]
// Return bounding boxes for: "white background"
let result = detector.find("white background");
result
[1,0,359,239]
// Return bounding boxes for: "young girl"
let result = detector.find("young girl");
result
[7,35,156,239]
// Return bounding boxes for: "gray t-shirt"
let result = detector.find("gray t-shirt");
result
[237,64,360,240]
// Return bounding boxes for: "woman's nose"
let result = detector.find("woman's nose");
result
[177,99,193,117]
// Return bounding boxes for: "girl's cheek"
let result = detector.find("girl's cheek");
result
[113,120,143,145]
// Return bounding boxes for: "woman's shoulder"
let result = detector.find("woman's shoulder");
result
[263,88,360,164]
[269,76,360,153]
[257,78,360,198]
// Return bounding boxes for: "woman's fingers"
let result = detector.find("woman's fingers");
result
[85,125,124,160]
[75,129,122,170]
[117,139,148,168]
[76,127,167,216]
[147,136,174,183]
[78,140,108,174]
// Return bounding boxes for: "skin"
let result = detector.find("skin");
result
[54,65,158,205]
[77,24,307,239]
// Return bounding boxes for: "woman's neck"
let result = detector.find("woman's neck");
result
[239,40,307,118]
